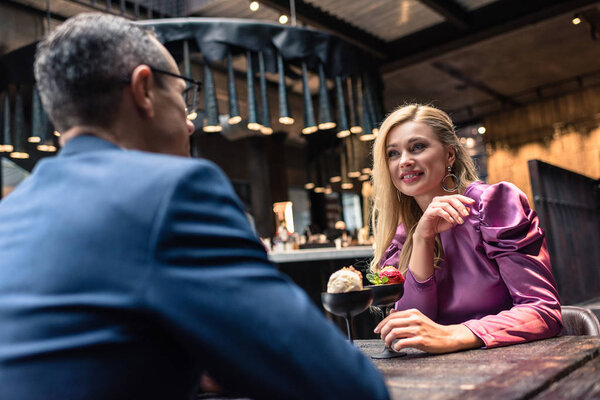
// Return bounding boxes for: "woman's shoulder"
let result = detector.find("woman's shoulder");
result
[464,181,527,204]
[466,181,533,228]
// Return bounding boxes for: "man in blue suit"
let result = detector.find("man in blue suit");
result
[0,13,389,400]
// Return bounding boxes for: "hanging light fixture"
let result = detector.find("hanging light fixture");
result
[340,145,353,190]
[202,63,222,133]
[304,159,315,190]
[258,51,273,135]
[328,148,342,183]
[359,81,376,141]
[301,62,317,135]
[363,71,379,137]
[313,157,326,193]
[317,63,335,130]
[246,51,261,131]
[10,89,29,159]
[133,18,384,143]
[36,88,56,152]
[1,93,13,153]
[348,76,362,134]
[335,76,350,138]
[226,51,242,125]
[277,53,294,125]
[182,40,199,121]
[28,87,42,143]
[347,134,361,178]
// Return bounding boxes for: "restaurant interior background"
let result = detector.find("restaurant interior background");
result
[1,0,600,246]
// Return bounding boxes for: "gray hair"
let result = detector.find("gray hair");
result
[34,13,171,132]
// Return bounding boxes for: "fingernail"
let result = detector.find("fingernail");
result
[458,217,463,224]
[462,210,469,216]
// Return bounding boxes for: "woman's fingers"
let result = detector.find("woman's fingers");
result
[436,202,463,224]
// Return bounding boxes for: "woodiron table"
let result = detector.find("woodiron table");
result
[356,336,600,400]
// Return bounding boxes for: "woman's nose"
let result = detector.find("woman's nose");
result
[399,152,414,168]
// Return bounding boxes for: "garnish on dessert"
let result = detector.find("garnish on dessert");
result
[366,266,405,285]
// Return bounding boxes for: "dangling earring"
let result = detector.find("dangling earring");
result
[396,190,402,203]
[441,166,460,192]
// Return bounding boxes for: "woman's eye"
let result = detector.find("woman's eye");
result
[411,143,426,152]
[387,150,399,158]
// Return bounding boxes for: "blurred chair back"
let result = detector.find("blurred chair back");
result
[528,159,600,305]
[560,306,600,336]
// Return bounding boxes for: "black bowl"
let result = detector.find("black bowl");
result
[321,289,373,318]
[365,283,404,307]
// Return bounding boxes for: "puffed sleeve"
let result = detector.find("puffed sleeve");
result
[379,224,407,268]
[462,182,562,348]
[388,225,439,319]
[145,161,389,400]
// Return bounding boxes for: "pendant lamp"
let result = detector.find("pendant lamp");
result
[347,134,361,178]
[28,87,42,143]
[182,40,198,121]
[10,89,29,159]
[317,63,335,130]
[301,62,317,135]
[1,94,13,152]
[37,105,56,152]
[340,144,353,190]
[246,51,261,131]
[226,51,241,125]
[277,53,294,125]
[258,51,272,135]
[359,81,376,141]
[304,159,315,190]
[335,76,350,138]
[347,76,362,134]
[203,63,222,133]
[328,148,342,183]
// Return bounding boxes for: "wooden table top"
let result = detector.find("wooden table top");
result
[356,336,600,400]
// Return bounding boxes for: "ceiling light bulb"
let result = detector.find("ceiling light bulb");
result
[279,15,288,24]
[478,126,486,134]
[249,1,259,11]
[572,17,581,25]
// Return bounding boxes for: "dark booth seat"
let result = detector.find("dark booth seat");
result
[560,305,600,336]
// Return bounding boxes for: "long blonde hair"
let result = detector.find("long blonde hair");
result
[370,104,479,275]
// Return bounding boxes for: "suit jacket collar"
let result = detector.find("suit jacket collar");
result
[59,135,122,157]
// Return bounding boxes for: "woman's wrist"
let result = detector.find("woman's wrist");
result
[446,324,484,352]
[409,232,436,281]
[412,230,436,244]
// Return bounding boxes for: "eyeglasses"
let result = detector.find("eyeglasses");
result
[149,67,202,118]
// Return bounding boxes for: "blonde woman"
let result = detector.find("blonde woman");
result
[371,104,562,354]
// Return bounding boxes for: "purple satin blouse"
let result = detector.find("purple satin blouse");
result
[381,181,562,348]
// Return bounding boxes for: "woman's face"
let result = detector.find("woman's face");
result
[386,121,454,208]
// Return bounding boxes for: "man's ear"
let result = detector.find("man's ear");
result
[129,65,155,118]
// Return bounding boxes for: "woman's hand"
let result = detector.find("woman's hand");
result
[374,308,484,354]
[414,195,475,240]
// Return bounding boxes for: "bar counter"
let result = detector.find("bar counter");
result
[268,245,374,263]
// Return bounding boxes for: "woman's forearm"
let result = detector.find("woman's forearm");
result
[409,232,436,282]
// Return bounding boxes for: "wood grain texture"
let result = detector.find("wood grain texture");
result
[356,336,600,400]
[532,356,600,399]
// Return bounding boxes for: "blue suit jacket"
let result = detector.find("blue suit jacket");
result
[0,136,388,400]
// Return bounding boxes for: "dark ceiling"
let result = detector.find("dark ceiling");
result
[5,0,600,128]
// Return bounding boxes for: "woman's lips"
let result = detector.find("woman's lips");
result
[401,171,423,183]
